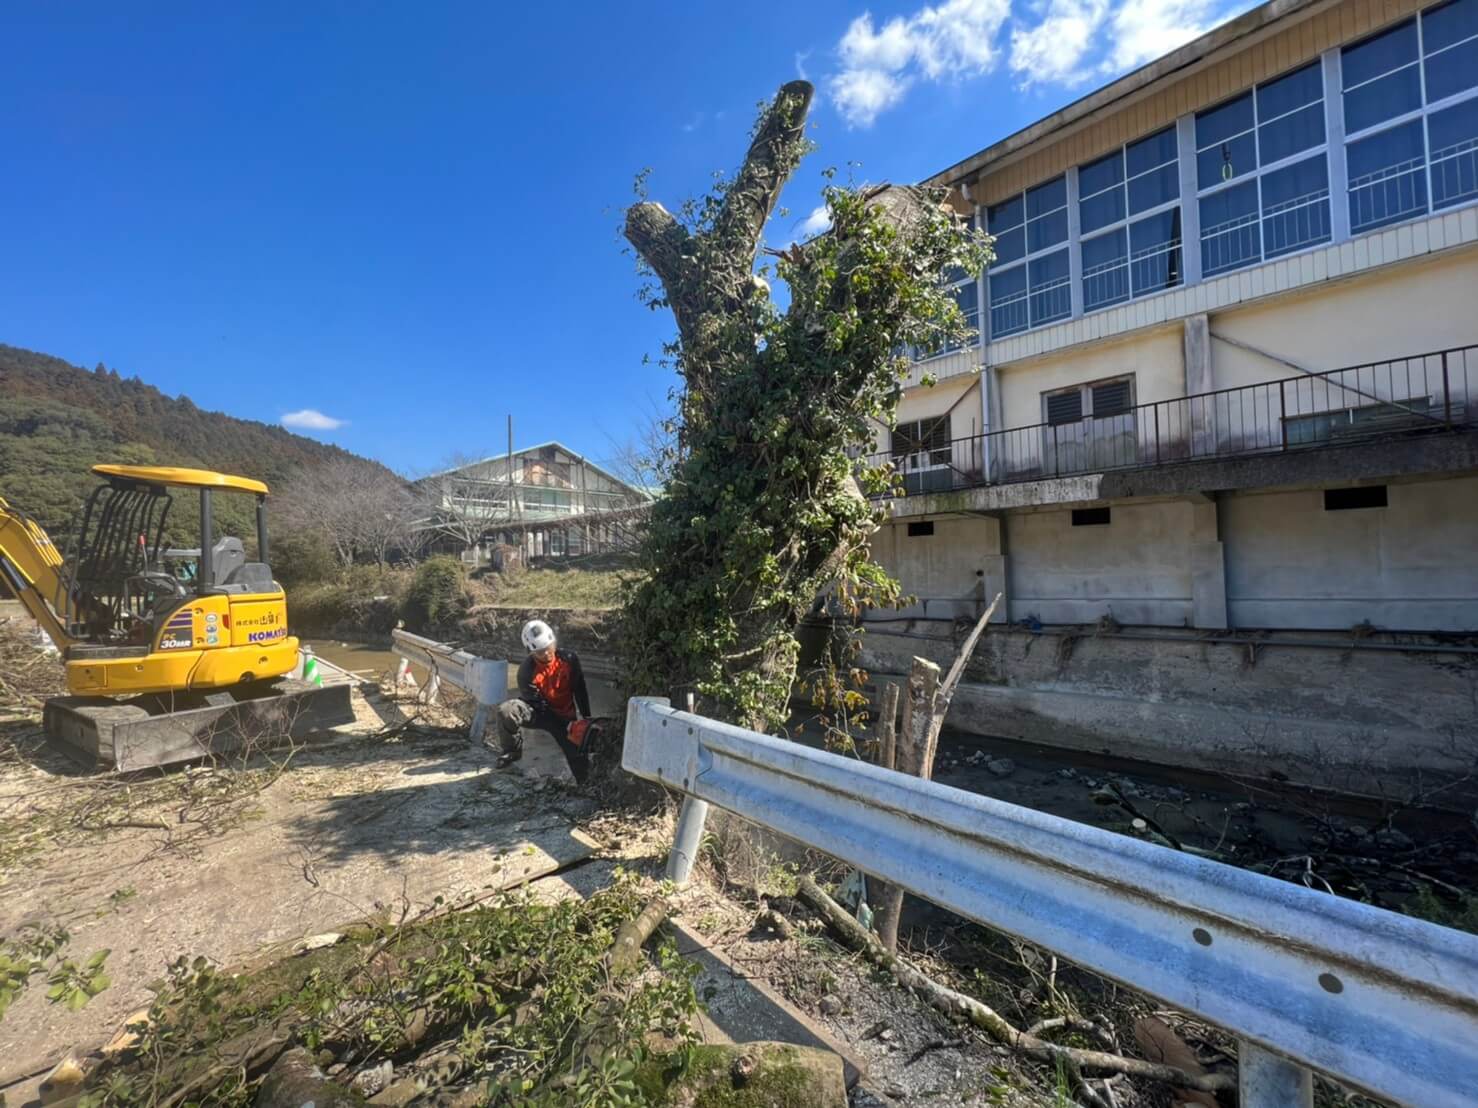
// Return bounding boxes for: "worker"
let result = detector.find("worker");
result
[495,619,593,782]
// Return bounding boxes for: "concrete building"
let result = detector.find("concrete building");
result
[864,0,1478,801]
[415,442,651,563]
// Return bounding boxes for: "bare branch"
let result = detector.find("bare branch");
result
[624,201,693,298]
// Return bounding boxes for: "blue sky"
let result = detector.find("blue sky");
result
[1,0,1251,477]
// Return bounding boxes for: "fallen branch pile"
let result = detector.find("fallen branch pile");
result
[0,617,64,715]
[66,877,696,1106]
[796,875,1235,1108]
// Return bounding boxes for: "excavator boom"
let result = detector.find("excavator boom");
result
[0,496,77,649]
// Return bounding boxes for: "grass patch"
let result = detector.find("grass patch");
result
[472,564,643,610]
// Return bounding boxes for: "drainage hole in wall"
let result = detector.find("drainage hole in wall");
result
[1192,928,1213,946]
[1318,973,1344,994]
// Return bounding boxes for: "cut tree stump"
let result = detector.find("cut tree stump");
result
[873,594,1002,952]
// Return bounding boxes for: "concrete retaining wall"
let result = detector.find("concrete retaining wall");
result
[858,624,1478,805]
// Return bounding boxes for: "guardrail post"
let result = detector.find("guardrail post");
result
[668,797,710,885]
[465,657,508,744]
[1239,1041,1313,1108]
[666,692,711,886]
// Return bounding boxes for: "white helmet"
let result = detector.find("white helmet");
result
[522,619,556,653]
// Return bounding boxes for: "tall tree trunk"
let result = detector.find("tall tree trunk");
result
[619,82,987,730]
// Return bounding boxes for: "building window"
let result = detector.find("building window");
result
[1324,485,1389,510]
[1043,376,1135,425]
[892,417,951,465]
[915,218,982,358]
[1079,126,1183,312]
[988,176,1071,338]
[1071,507,1112,525]
[1343,0,1478,235]
[892,418,955,494]
[1197,60,1332,277]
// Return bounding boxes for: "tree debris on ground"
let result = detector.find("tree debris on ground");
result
[797,876,1234,1108]
[58,874,702,1106]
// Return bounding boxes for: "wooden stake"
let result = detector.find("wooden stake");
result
[877,681,900,772]
[875,655,941,952]
[873,593,1003,953]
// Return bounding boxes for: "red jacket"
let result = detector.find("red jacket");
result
[518,649,591,721]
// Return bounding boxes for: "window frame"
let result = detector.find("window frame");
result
[1041,374,1138,426]
[1195,59,1334,278]
[987,175,1073,339]
[1077,125,1185,315]
[891,416,953,470]
[1341,0,1478,236]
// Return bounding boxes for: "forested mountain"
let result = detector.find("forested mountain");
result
[0,343,399,541]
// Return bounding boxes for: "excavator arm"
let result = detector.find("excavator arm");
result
[0,495,79,649]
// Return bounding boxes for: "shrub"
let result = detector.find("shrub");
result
[271,531,338,590]
[402,556,469,632]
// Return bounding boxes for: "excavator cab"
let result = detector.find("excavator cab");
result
[61,465,299,696]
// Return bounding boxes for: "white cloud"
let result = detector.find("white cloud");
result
[828,0,1248,122]
[829,0,1011,127]
[1009,0,1110,87]
[798,205,832,238]
[1103,0,1230,72]
[832,66,912,126]
[282,408,347,431]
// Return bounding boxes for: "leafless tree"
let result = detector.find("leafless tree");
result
[277,459,417,567]
[603,395,676,495]
[410,452,508,557]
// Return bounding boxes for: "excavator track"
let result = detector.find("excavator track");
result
[44,678,355,771]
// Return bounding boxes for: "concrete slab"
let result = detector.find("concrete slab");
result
[667,919,868,1090]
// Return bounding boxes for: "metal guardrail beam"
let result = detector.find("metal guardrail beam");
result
[623,696,1478,1108]
[391,629,508,742]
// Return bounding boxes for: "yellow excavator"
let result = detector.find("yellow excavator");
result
[0,464,351,769]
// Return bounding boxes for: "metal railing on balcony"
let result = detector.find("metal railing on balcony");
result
[869,344,1477,496]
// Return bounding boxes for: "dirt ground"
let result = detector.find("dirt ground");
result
[0,677,604,1098]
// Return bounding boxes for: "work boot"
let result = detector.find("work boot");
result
[495,749,522,770]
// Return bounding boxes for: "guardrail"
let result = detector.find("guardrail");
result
[868,343,1477,496]
[391,629,508,742]
[622,695,1478,1108]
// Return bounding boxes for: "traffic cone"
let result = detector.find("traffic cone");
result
[302,647,323,687]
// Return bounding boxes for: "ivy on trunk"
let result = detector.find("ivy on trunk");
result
[621,80,990,731]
